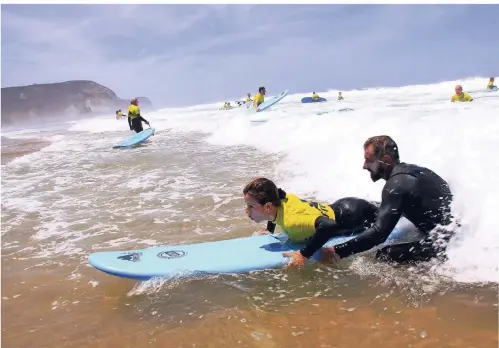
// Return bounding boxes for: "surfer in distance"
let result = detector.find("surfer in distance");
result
[115,109,125,120]
[253,87,266,112]
[451,85,473,102]
[487,77,496,90]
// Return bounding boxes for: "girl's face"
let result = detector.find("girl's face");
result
[244,194,272,223]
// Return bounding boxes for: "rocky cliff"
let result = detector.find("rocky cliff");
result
[1,80,153,127]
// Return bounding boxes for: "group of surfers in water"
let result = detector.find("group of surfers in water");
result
[223,77,496,111]
[452,77,497,102]
[243,135,458,268]
[117,77,496,131]
[221,88,344,111]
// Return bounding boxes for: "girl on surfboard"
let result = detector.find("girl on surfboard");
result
[242,178,379,268]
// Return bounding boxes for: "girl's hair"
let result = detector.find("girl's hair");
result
[243,178,286,206]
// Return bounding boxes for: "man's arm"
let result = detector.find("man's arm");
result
[333,177,415,258]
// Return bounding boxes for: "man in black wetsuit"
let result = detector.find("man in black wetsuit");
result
[298,135,456,264]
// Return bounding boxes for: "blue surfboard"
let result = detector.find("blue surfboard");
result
[113,128,155,148]
[249,89,289,114]
[301,97,327,103]
[88,226,421,281]
[466,87,497,93]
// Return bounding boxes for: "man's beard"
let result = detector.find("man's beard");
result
[368,161,384,182]
[370,169,383,182]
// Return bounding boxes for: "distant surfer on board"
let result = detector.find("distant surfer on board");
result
[312,92,320,101]
[127,97,150,133]
[243,178,379,268]
[451,85,473,102]
[253,87,266,112]
[295,135,457,267]
[338,92,344,100]
[487,77,497,90]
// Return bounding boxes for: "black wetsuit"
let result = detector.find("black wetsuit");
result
[307,163,454,263]
[128,115,149,133]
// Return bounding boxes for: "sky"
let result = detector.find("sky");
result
[1,4,498,108]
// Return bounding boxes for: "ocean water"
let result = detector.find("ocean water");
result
[1,77,498,348]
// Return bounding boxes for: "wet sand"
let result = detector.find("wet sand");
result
[2,260,497,348]
[1,136,51,165]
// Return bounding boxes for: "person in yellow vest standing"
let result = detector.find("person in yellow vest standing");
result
[127,97,150,133]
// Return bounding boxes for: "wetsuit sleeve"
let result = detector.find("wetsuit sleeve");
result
[266,221,276,233]
[138,115,148,123]
[334,176,415,259]
[128,116,132,129]
[299,217,342,258]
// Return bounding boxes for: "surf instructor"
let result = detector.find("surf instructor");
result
[128,97,150,133]
[253,87,266,112]
[295,135,457,267]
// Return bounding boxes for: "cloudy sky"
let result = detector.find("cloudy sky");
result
[1,4,498,108]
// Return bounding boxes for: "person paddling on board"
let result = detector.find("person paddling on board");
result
[253,87,266,112]
[451,85,473,102]
[312,92,320,101]
[128,97,150,133]
[291,135,457,267]
[338,92,344,100]
[243,177,380,268]
[487,77,497,90]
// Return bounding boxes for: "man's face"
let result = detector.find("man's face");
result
[363,144,385,182]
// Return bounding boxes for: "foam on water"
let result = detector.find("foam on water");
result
[143,77,498,284]
[2,77,498,286]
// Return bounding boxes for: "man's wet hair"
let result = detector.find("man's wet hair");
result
[364,135,400,163]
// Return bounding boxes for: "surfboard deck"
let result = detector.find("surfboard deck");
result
[88,226,420,281]
[113,128,155,148]
[466,87,497,93]
[316,108,354,115]
[301,97,327,103]
[248,89,289,114]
